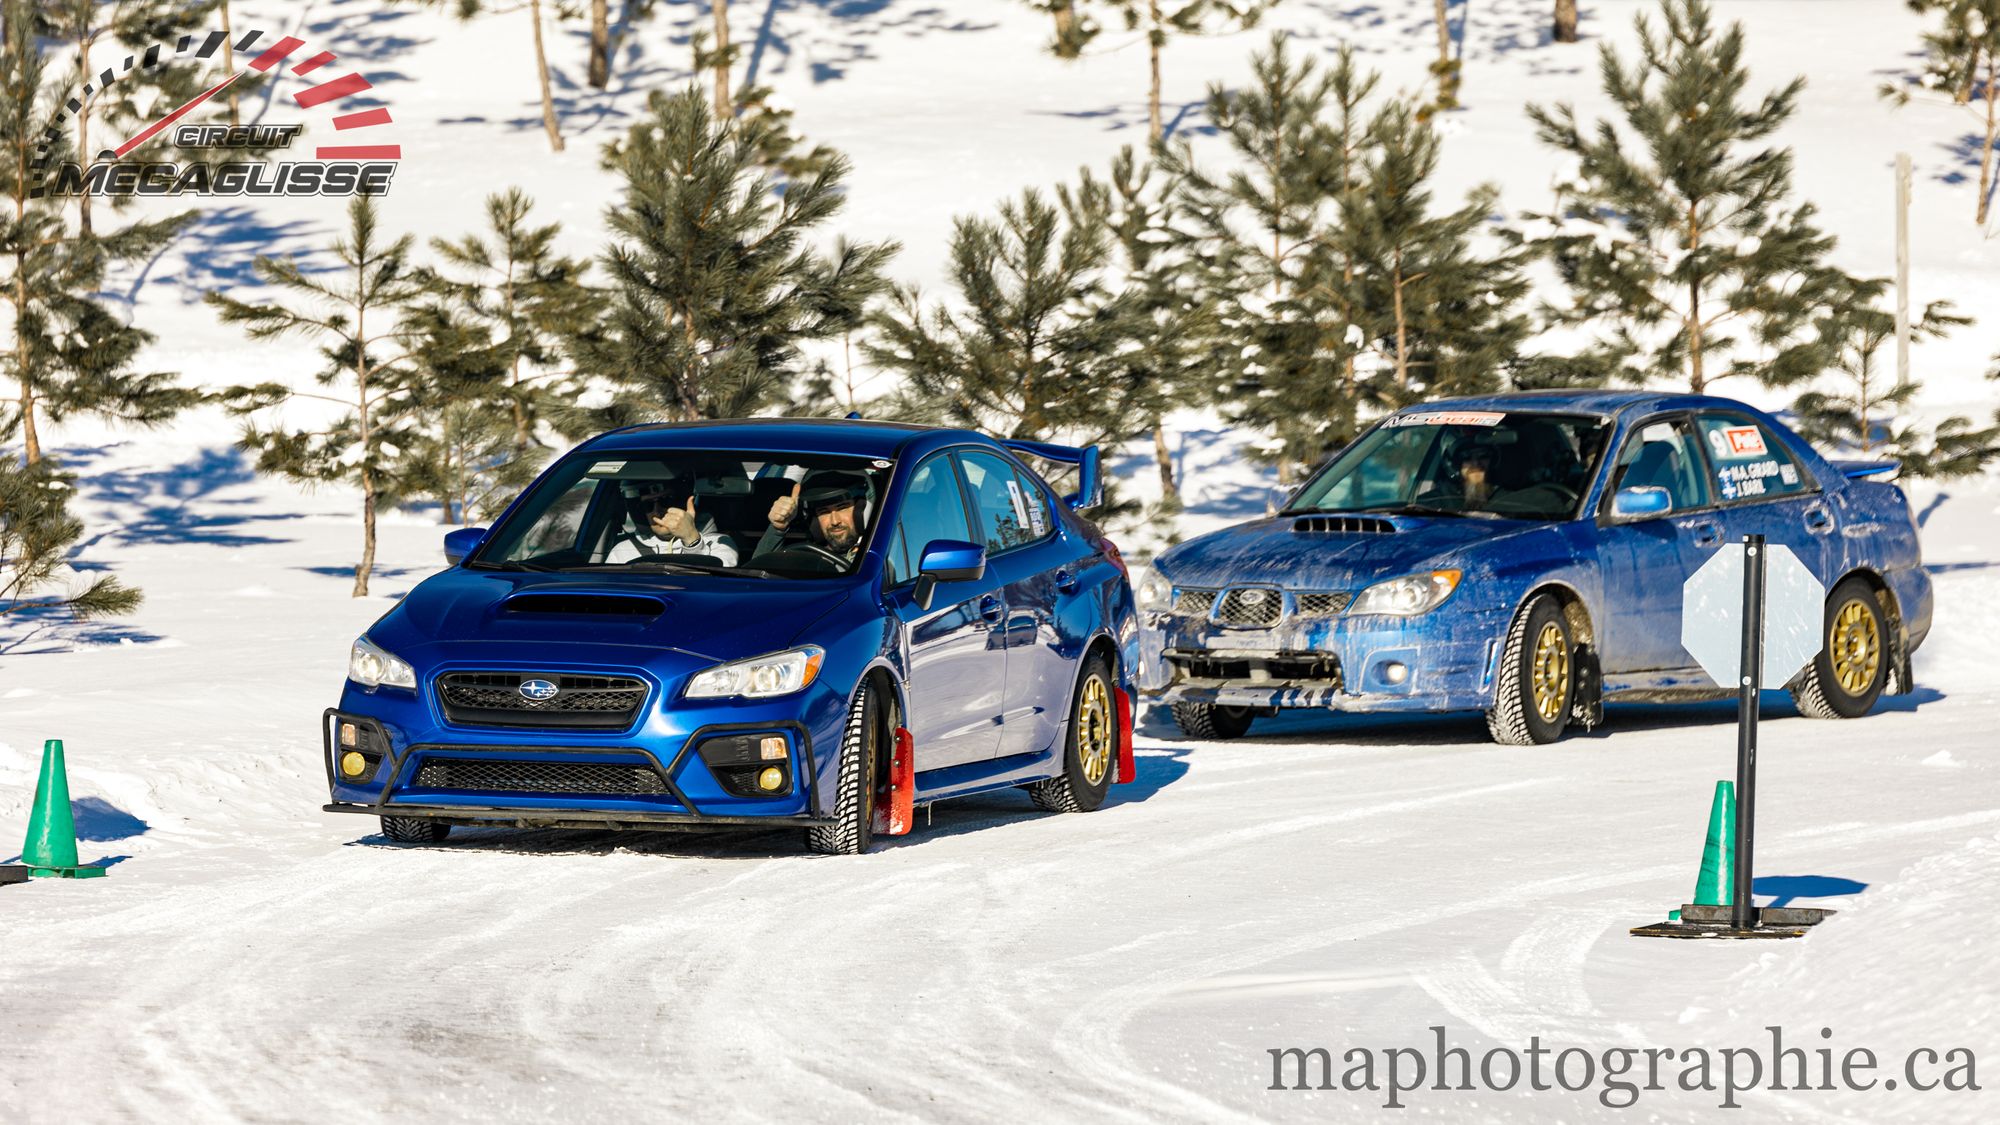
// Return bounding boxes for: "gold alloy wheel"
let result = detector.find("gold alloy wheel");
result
[1531,622,1570,724]
[1078,677,1113,786]
[1830,597,1882,696]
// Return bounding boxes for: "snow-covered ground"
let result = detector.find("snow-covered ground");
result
[5,1,2000,1121]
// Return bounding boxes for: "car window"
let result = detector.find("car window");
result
[959,450,1041,553]
[1607,418,1711,515]
[1694,415,1813,503]
[885,454,975,586]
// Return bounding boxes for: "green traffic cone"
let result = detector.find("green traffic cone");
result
[1667,781,1736,921]
[1690,779,1736,907]
[22,739,106,880]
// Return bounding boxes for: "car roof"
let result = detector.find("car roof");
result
[1409,389,1766,420]
[580,417,986,459]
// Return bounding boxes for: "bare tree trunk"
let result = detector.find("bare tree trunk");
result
[354,295,375,597]
[1052,1,1075,41]
[16,350,37,465]
[712,0,732,118]
[1153,419,1178,505]
[529,0,565,152]
[1393,263,1410,391]
[1146,0,1163,143]
[76,32,93,236]
[1980,51,1997,225]
[222,1,239,125]
[588,0,610,88]
[1687,203,1705,392]
[1554,0,1578,44]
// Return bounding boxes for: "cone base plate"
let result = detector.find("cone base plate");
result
[0,865,31,886]
[27,865,107,879]
[1631,921,1809,939]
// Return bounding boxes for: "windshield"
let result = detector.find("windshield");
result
[1286,411,1612,521]
[472,451,894,579]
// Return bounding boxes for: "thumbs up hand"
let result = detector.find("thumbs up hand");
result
[654,495,699,546]
[768,480,802,530]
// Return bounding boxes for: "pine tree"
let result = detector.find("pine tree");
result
[1084,145,1221,507]
[425,187,600,450]
[1889,1,2000,222]
[1,454,141,622]
[561,87,896,433]
[392,304,546,523]
[1425,0,1461,118]
[1339,98,1528,405]
[1164,34,1367,484]
[1023,0,1276,142]
[1790,282,2000,476]
[690,1,737,118]
[3,9,196,467]
[1526,0,1848,393]
[210,197,428,597]
[415,0,573,152]
[865,181,1153,451]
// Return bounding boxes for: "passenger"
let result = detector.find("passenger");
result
[606,480,740,565]
[756,471,871,569]
[1422,442,1499,510]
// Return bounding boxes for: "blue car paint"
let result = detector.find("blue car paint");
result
[1140,391,1931,716]
[325,420,1136,830]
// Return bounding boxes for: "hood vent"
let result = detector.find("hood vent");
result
[500,593,667,617]
[1292,516,1395,535]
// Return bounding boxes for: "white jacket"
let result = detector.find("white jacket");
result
[605,518,741,566]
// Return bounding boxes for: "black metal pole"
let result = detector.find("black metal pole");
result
[1733,534,1765,930]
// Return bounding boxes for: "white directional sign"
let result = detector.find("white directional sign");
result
[1681,543,1825,688]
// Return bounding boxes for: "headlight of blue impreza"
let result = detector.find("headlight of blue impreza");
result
[349,636,417,689]
[1136,567,1173,614]
[685,646,825,699]
[1348,570,1462,616]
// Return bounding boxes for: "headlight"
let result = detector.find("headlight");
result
[685,646,825,699]
[349,636,416,689]
[1136,567,1172,614]
[1348,570,1462,616]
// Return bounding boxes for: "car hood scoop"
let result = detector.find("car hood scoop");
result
[499,591,668,618]
[1291,515,1396,535]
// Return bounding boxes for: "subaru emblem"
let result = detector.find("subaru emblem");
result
[1240,589,1267,606]
[519,678,559,702]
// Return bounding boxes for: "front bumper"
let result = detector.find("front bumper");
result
[322,687,836,827]
[1136,604,1505,713]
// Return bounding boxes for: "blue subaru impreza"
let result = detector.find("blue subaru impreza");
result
[324,420,1138,853]
[1136,391,1931,744]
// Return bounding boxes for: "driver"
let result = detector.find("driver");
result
[606,479,740,565]
[755,471,871,568]
[1419,440,1500,509]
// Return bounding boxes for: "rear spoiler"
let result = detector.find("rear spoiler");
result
[998,438,1102,511]
[1829,459,1899,481]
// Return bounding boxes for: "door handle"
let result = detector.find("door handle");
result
[1055,568,1080,594]
[1691,522,1722,547]
[978,594,1003,622]
[1805,507,1833,533]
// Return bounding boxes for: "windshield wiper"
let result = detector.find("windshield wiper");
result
[468,559,559,572]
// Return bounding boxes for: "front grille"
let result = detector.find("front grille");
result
[437,672,647,730]
[1293,516,1395,535]
[1174,588,1218,617]
[414,757,670,796]
[1170,650,1342,688]
[1294,591,1353,617]
[1216,588,1283,627]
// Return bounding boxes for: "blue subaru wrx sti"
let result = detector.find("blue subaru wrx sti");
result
[323,419,1138,854]
[1136,391,1932,745]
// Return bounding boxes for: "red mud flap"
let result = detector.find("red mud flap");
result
[1115,687,1136,784]
[872,726,915,836]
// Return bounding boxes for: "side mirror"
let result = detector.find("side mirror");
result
[1610,487,1671,520]
[444,526,488,565]
[912,538,986,611]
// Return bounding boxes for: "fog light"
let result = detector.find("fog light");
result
[757,767,784,791]
[340,751,368,778]
[1383,662,1409,685]
[339,722,359,748]
[758,736,787,761]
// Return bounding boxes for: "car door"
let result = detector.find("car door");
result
[1689,412,1837,583]
[1593,414,1723,674]
[958,450,1076,760]
[885,452,1006,770]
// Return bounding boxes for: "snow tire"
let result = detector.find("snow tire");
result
[1171,701,1255,740]
[1790,578,1889,720]
[1487,594,1572,746]
[1028,656,1115,814]
[807,683,879,856]
[381,816,451,844]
